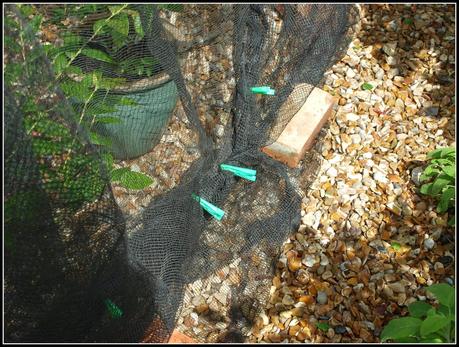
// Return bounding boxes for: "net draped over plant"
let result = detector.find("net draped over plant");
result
[4,4,358,342]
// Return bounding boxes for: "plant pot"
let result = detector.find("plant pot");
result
[94,72,178,160]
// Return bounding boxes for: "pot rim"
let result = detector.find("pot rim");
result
[111,71,172,93]
[67,71,173,94]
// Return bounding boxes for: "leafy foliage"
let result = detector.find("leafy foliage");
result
[381,283,455,343]
[419,147,455,225]
[6,4,155,200]
[39,4,159,190]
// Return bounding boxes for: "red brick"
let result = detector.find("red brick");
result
[262,87,337,168]
[168,330,196,344]
[140,317,196,343]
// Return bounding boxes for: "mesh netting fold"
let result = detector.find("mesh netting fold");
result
[4,4,358,342]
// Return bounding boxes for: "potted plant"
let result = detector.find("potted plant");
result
[47,4,182,161]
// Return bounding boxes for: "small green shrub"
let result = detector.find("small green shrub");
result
[419,147,455,226]
[381,283,455,343]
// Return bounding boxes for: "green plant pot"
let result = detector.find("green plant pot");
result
[95,74,178,160]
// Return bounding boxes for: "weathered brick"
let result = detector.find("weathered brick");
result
[141,317,196,343]
[168,329,196,343]
[262,87,337,168]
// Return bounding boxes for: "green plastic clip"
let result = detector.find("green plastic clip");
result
[191,194,225,221]
[104,299,123,319]
[220,164,257,182]
[251,86,275,95]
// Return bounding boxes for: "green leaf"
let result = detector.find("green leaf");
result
[427,284,455,309]
[437,186,455,213]
[316,322,329,332]
[29,14,43,32]
[119,171,154,190]
[361,82,374,91]
[380,317,422,342]
[108,5,126,15]
[420,334,445,343]
[111,31,128,50]
[420,182,433,196]
[54,54,68,75]
[60,78,93,102]
[420,315,451,337]
[442,165,455,178]
[5,35,21,54]
[437,304,452,318]
[408,301,433,318]
[81,48,113,63]
[107,12,130,36]
[440,147,455,158]
[448,216,455,226]
[130,11,144,38]
[111,167,130,181]
[101,153,114,172]
[428,147,455,159]
[431,158,454,167]
[89,131,112,146]
[93,19,107,34]
[18,4,35,17]
[431,175,451,195]
[62,32,83,46]
[427,308,437,317]
[420,165,441,181]
[117,97,139,106]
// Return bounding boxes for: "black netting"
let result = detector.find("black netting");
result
[4,4,358,342]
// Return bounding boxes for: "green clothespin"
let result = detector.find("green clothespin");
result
[104,299,123,319]
[220,164,257,182]
[191,193,225,221]
[251,86,275,95]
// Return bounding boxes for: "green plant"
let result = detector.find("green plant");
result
[381,283,455,343]
[419,147,455,226]
[7,4,154,196]
[39,4,161,190]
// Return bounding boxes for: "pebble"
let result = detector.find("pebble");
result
[215,124,225,137]
[320,254,329,266]
[346,113,360,122]
[424,106,439,117]
[443,277,454,286]
[282,295,295,306]
[303,255,317,268]
[438,255,453,266]
[411,167,424,186]
[434,262,445,274]
[316,291,328,305]
[334,326,347,335]
[424,238,435,250]
[373,171,388,184]
[327,167,338,178]
[192,295,205,306]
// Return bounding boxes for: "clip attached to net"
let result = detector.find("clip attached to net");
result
[251,86,275,95]
[191,193,225,221]
[104,299,123,319]
[220,164,257,182]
